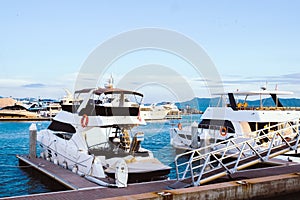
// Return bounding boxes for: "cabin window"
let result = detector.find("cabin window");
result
[53,132,73,140]
[198,119,235,133]
[48,120,76,133]
[248,122,279,132]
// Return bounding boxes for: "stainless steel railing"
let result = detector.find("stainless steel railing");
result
[174,119,300,186]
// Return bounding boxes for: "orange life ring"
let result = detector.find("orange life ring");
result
[178,123,182,130]
[137,111,142,122]
[81,114,89,128]
[220,127,227,137]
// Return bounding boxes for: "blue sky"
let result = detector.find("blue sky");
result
[1,1,300,102]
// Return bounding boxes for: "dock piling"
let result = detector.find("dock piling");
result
[191,121,199,149]
[29,123,37,158]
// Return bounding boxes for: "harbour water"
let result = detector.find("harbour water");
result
[0,115,201,198]
[0,121,51,198]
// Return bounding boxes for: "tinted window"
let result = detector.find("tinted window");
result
[48,120,76,133]
[199,119,235,133]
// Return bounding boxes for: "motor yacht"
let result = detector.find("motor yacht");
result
[170,89,300,151]
[140,102,181,121]
[37,85,171,187]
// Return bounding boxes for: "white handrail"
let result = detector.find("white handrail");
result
[174,118,300,186]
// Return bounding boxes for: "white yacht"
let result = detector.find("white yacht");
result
[170,89,300,151]
[22,99,61,118]
[140,102,181,120]
[60,89,82,109]
[37,86,171,187]
[41,102,61,118]
[163,102,182,119]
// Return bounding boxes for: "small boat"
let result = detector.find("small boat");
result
[21,98,61,118]
[170,88,300,151]
[37,83,171,187]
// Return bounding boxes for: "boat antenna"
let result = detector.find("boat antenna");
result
[105,74,114,89]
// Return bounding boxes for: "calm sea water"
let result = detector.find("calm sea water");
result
[0,115,201,198]
[0,121,51,198]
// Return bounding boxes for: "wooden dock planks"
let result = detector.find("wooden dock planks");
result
[10,155,300,200]
[13,155,175,200]
[17,155,99,189]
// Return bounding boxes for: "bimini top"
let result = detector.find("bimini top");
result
[75,87,144,97]
[213,90,293,96]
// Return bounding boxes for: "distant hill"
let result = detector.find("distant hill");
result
[281,98,300,107]
[176,97,300,112]
[245,98,300,107]
[175,97,219,112]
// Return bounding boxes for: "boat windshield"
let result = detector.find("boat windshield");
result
[48,120,76,134]
[214,90,295,110]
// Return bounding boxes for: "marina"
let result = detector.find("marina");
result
[0,98,60,121]
[2,83,300,199]
[2,111,300,199]
[2,1,300,199]
[2,85,300,199]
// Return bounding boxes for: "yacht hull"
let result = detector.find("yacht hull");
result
[37,128,171,183]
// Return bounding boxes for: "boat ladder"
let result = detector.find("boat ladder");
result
[174,119,300,187]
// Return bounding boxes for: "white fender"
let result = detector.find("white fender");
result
[72,165,78,174]
[90,157,106,178]
[115,159,128,188]
[40,151,45,159]
[53,158,59,165]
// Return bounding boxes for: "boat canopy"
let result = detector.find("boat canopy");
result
[213,90,293,96]
[75,88,143,97]
[214,90,293,109]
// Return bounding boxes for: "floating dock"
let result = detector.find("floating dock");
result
[4,155,300,200]
[17,155,98,190]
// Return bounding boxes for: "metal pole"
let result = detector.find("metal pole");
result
[29,123,37,158]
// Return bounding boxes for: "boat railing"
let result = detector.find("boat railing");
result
[174,118,300,187]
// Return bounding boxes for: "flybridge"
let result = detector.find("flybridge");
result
[75,87,143,97]
[61,86,144,118]
[214,90,296,111]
